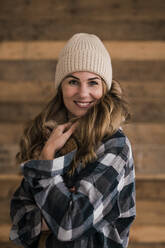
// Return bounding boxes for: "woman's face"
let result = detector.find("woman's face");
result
[61,71,103,117]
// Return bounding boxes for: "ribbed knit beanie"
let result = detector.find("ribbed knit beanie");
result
[55,33,112,90]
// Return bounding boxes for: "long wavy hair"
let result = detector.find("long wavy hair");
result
[16,79,130,175]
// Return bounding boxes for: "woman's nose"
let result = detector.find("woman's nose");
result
[78,85,89,97]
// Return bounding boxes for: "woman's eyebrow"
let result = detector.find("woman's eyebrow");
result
[88,77,100,81]
[65,75,80,80]
[64,75,101,81]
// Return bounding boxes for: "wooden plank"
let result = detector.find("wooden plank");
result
[112,60,165,82]
[2,199,164,226]
[135,200,165,225]
[123,123,165,145]
[0,19,165,41]
[0,81,164,103]
[1,173,165,201]
[1,223,165,244]
[129,243,165,248]
[0,123,165,147]
[129,98,165,123]
[136,178,165,200]
[130,225,165,243]
[0,241,158,248]
[0,0,165,20]
[0,123,165,173]
[121,81,165,100]
[0,144,20,174]
[0,224,11,243]
[133,144,165,174]
[0,174,21,199]
[0,60,164,82]
[136,174,165,180]
[0,41,165,61]
[3,198,164,227]
[0,102,44,122]
[1,174,165,201]
[0,81,54,103]
[0,198,165,226]
[0,136,165,174]
[0,123,24,144]
[0,0,165,42]
[0,242,18,248]
[2,241,164,248]
[0,199,11,225]
[0,60,55,82]
[0,98,165,123]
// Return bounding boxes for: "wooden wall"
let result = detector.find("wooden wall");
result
[0,0,165,247]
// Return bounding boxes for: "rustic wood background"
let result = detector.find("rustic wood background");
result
[0,0,165,247]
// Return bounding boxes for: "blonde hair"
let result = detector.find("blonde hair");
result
[16,79,130,175]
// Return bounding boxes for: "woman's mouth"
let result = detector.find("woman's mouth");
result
[74,101,93,108]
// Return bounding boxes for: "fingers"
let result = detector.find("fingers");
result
[53,122,72,133]
[63,121,78,138]
[41,121,78,158]
[54,122,78,134]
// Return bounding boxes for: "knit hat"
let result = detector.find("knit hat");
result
[55,33,112,90]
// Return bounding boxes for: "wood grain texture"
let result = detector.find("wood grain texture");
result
[0,99,164,123]
[136,178,165,200]
[0,60,164,82]
[2,242,164,248]
[129,243,165,248]
[0,123,165,146]
[1,223,165,245]
[0,144,19,173]
[136,201,165,225]
[0,80,164,103]
[2,200,164,225]
[0,41,165,60]
[0,0,165,19]
[1,123,165,173]
[123,123,165,145]
[0,0,165,41]
[0,102,44,122]
[0,242,18,248]
[130,225,165,243]
[0,200,161,225]
[1,173,165,200]
[0,174,21,199]
[0,81,54,103]
[0,123,24,144]
[0,143,165,174]
[133,144,165,174]
[0,19,165,41]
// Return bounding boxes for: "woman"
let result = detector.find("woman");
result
[10,33,136,248]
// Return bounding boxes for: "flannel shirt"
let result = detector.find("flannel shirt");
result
[10,129,136,248]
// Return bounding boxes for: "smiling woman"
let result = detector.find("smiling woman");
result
[10,33,136,248]
[61,72,103,117]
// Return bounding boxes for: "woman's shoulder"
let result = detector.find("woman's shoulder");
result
[97,128,132,161]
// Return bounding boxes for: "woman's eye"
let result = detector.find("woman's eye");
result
[68,80,78,85]
[89,81,99,86]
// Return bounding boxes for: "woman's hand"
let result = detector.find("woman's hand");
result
[39,122,78,160]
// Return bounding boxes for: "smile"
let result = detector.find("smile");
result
[74,101,93,108]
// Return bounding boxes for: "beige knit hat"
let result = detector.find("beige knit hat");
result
[55,33,112,90]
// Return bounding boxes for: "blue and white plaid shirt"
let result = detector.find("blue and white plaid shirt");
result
[10,129,136,248]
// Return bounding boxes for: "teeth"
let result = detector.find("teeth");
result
[76,101,91,107]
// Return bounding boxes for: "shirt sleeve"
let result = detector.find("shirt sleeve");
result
[10,178,42,248]
[21,133,136,243]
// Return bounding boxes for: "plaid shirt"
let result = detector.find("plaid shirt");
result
[10,129,136,248]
